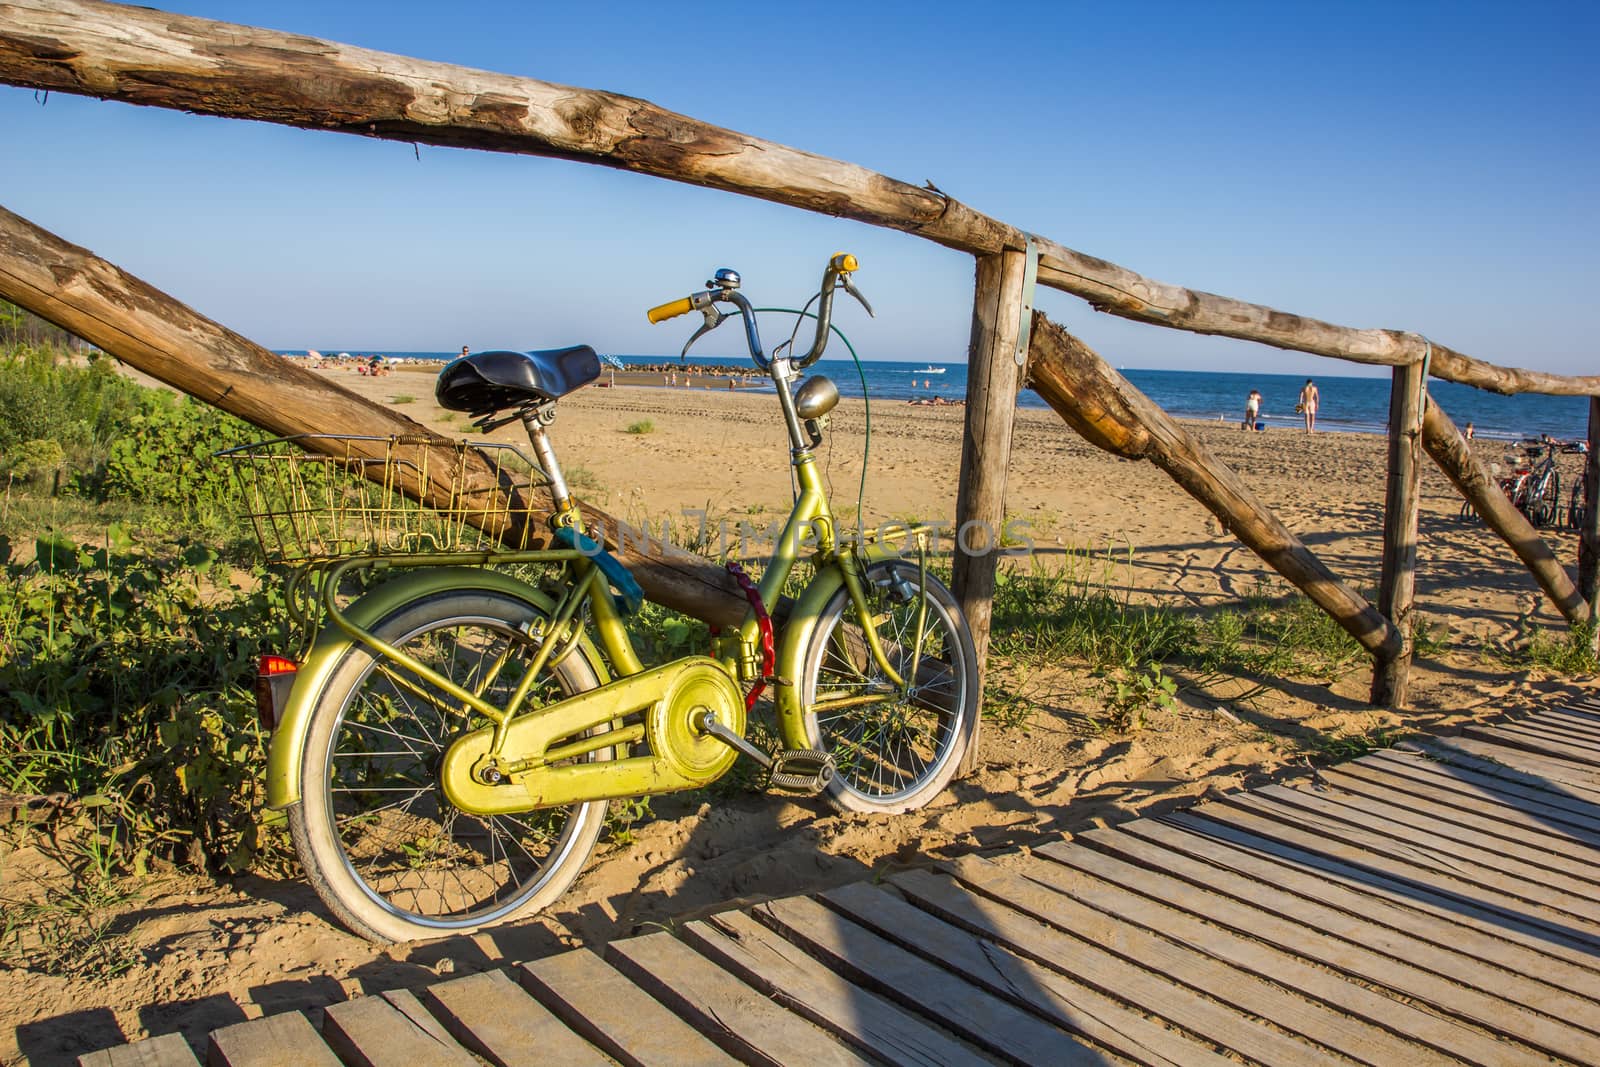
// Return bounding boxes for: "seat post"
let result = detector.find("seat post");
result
[521,411,572,511]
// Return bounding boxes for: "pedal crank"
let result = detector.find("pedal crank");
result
[692,711,835,795]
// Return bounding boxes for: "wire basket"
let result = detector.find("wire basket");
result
[221,434,549,564]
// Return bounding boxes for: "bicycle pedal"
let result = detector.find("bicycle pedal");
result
[767,749,835,794]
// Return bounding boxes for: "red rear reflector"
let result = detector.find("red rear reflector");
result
[259,654,298,676]
[255,655,299,730]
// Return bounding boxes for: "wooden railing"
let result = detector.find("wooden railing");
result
[2,0,1595,730]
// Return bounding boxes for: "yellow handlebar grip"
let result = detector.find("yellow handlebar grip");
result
[830,252,858,273]
[647,297,694,324]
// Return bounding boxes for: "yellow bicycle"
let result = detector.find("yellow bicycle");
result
[234,254,979,942]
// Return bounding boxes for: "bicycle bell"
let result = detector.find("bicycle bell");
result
[708,268,741,292]
[794,374,840,420]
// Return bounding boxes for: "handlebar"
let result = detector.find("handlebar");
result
[646,297,693,324]
[645,253,866,371]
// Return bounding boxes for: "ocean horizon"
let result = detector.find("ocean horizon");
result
[283,350,1591,445]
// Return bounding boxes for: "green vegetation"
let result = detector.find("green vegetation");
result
[1,330,285,877]
[1311,725,1412,761]
[990,555,1369,731]
[1497,621,1599,674]
[624,419,655,435]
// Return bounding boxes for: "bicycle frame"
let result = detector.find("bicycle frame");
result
[264,361,914,811]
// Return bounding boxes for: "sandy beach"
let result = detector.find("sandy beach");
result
[6,360,1596,1063]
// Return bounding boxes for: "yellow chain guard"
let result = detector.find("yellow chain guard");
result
[440,655,745,815]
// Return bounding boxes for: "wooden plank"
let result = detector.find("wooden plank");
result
[1368,749,1600,834]
[1328,760,1600,860]
[982,850,1523,1066]
[376,989,458,1050]
[1033,838,1600,1061]
[1518,708,1600,738]
[1372,358,1426,705]
[1541,704,1600,726]
[1172,807,1600,970]
[1306,771,1600,876]
[750,895,1104,1066]
[605,931,874,1067]
[680,911,989,1067]
[1399,741,1600,805]
[951,250,1029,775]
[1117,819,1600,999]
[1256,779,1600,903]
[1470,723,1600,763]
[1238,790,1600,926]
[517,949,736,1067]
[1494,719,1600,751]
[206,1012,341,1067]
[1420,736,1600,792]
[321,994,478,1067]
[420,968,607,1067]
[78,1034,199,1067]
[818,881,1234,1067]
[890,866,1337,1066]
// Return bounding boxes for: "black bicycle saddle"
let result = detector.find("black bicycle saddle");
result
[436,346,601,415]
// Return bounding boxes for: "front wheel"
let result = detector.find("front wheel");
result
[288,589,609,943]
[800,559,979,814]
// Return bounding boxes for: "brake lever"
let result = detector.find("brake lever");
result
[842,278,875,318]
[681,304,728,359]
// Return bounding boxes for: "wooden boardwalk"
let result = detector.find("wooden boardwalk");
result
[83,699,1600,1066]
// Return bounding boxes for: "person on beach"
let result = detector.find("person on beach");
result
[459,345,469,360]
[1243,389,1261,431]
[1297,379,1319,433]
[1465,422,1475,441]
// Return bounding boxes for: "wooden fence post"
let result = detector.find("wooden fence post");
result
[1371,360,1426,706]
[1583,398,1600,650]
[952,250,1028,775]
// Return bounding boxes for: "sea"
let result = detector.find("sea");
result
[289,350,1592,445]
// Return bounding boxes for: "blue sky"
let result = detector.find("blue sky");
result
[2,1,1595,376]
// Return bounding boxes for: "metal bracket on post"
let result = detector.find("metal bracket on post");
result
[1014,234,1040,367]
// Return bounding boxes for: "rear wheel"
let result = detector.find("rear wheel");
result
[1534,471,1561,527]
[800,560,979,814]
[289,589,608,943]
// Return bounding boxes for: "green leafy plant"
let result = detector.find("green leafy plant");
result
[606,796,653,845]
[624,420,655,435]
[1097,662,1177,731]
[1,529,291,874]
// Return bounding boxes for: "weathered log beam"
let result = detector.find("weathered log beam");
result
[1371,362,1426,707]
[1025,313,1402,661]
[0,203,749,627]
[952,251,1028,774]
[2,0,1597,398]
[1419,400,1589,626]
[1580,398,1599,649]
